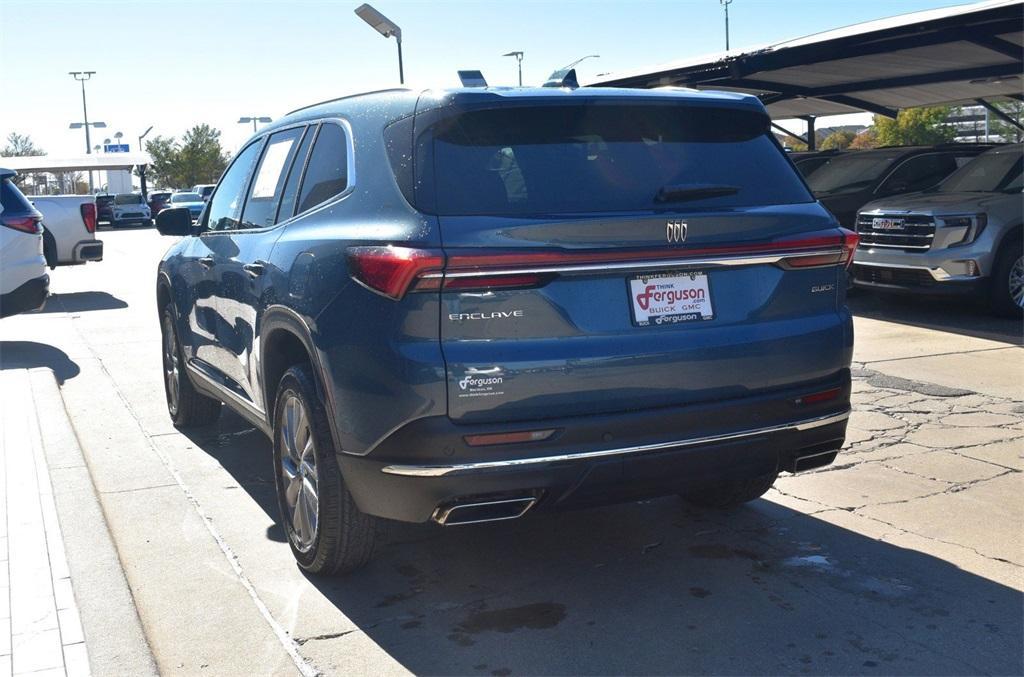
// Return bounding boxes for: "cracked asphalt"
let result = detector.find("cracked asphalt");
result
[0,229,1021,675]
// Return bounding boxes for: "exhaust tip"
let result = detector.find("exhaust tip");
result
[432,497,537,526]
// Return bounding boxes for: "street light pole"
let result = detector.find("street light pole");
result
[69,71,97,191]
[238,116,273,133]
[503,51,524,86]
[563,54,599,71]
[354,4,404,85]
[720,0,733,51]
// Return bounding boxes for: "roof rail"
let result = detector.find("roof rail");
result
[285,88,412,116]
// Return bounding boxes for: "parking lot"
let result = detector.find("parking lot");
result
[0,227,1019,675]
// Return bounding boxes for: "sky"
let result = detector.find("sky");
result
[0,0,976,158]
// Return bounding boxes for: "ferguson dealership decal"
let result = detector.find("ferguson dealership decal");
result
[457,368,505,399]
[629,271,714,326]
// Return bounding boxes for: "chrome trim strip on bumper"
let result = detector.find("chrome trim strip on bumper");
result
[852,260,954,281]
[420,249,845,279]
[381,410,851,477]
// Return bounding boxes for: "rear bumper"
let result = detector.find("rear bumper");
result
[339,372,851,523]
[72,239,103,263]
[0,274,49,318]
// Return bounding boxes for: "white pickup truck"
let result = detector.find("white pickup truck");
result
[28,195,104,268]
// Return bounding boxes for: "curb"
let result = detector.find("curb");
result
[27,368,158,677]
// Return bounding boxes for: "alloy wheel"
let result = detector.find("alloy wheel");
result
[280,395,319,553]
[1009,254,1024,309]
[162,322,180,415]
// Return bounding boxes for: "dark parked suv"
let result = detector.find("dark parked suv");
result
[156,86,856,574]
[806,144,995,228]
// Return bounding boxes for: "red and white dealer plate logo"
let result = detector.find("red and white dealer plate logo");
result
[629,271,714,326]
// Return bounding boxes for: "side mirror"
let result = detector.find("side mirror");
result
[155,207,194,236]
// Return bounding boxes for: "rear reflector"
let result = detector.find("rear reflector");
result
[464,429,557,447]
[795,388,841,405]
[0,215,41,234]
[80,203,97,233]
[346,246,444,299]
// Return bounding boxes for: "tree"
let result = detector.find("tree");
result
[985,101,1023,143]
[849,128,879,149]
[2,132,46,187]
[774,132,806,152]
[2,132,44,157]
[144,124,228,189]
[819,130,856,150]
[144,135,182,188]
[873,106,955,146]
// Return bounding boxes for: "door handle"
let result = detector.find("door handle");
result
[243,262,265,278]
[198,256,215,269]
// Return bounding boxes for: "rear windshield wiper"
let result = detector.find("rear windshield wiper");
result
[654,183,739,204]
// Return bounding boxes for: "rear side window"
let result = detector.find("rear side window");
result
[206,141,263,231]
[275,126,315,223]
[416,103,812,216]
[240,126,305,229]
[878,153,958,195]
[297,123,349,213]
[0,177,36,215]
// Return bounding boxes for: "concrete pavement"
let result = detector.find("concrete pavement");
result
[0,228,1021,675]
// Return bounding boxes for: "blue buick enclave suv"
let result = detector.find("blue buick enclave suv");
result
[155,85,856,574]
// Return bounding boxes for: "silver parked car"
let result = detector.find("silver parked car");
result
[852,143,1023,316]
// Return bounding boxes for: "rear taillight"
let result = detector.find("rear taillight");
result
[80,203,97,233]
[0,215,41,234]
[346,246,444,299]
[778,229,858,269]
[348,229,859,300]
[840,228,859,269]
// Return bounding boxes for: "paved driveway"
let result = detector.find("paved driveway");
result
[0,228,1020,675]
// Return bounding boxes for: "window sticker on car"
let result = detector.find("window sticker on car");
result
[251,138,295,199]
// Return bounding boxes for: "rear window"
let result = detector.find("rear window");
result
[97,195,115,205]
[413,103,812,216]
[0,177,36,215]
[806,151,905,196]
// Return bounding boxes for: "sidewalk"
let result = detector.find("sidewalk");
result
[0,369,155,677]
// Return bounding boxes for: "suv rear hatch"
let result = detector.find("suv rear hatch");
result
[396,93,853,424]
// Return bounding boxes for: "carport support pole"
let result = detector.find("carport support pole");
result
[975,99,1024,134]
[139,165,147,201]
[803,116,816,151]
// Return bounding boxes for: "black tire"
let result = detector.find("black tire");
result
[160,307,221,427]
[272,364,376,575]
[990,236,1023,318]
[680,470,779,509]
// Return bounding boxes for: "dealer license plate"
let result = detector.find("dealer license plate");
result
[629,271,714,326]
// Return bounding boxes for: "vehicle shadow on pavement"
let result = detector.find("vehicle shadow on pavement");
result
[0,341,80,383]
[187,410,1023,676]
[848,292,1022,345]
[37,291,128,314]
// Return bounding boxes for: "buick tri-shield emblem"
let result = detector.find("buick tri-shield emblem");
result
[666,220,688,244]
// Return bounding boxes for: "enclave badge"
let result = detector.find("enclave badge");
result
[666,220,687,244]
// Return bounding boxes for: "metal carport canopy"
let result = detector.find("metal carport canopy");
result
[591,0,1023,120]
[0,153,152,173]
